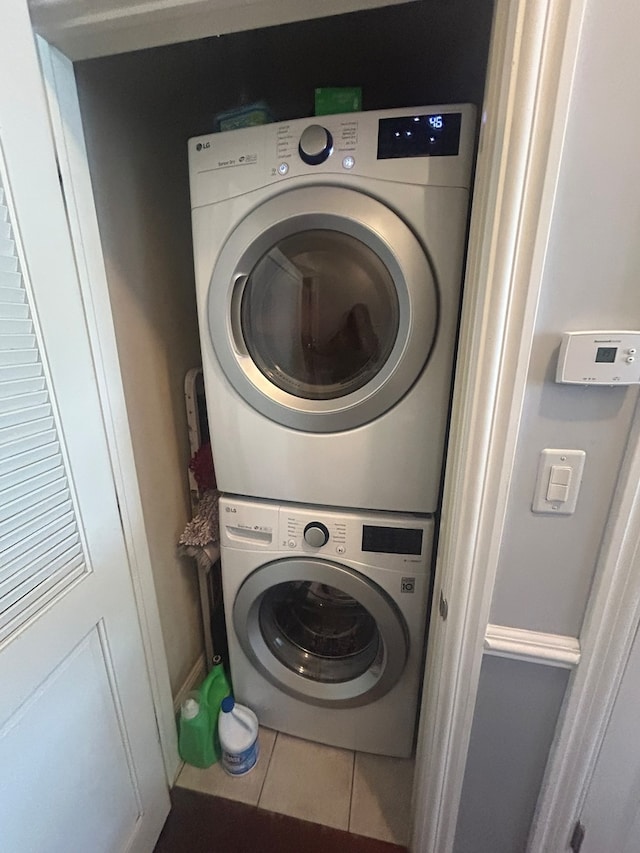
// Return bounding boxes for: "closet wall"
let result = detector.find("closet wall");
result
[74,0,495,696]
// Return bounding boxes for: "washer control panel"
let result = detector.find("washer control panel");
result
[219,497,433,568]
[278,504,430,566]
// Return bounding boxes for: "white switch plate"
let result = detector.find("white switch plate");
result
[532,449,586,515]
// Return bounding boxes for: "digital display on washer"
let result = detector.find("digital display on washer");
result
[362,525,423,555]
[377,112,462,159]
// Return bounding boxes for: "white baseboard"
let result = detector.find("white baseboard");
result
[173,653,207,716]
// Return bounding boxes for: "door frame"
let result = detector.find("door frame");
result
[35,41,179,781]
[32,1,634,850]
[526,401,640,851]
[411,1,588,849]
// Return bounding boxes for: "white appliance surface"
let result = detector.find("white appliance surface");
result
[219,495,434,757]
[189,105,475,513]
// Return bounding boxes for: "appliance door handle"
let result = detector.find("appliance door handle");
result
[229,274,248,356]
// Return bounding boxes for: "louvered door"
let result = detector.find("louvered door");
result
[0,185,86,638]
[0,2,170,850]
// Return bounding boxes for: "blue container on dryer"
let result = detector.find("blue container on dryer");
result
[218,696,260,775]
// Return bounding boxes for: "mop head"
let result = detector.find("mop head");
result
[179,489,220,550]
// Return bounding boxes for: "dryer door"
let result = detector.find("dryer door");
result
[208,186,438,432]
[233,557,409,708]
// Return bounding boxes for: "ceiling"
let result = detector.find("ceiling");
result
[28,0,418,60]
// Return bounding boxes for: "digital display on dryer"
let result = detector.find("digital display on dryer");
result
[362,525,423,555]
[377,112,462,159]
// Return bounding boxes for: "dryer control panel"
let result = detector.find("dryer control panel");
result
[188,103,476,207]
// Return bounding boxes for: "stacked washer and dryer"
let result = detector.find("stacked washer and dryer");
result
[188,105,475,757]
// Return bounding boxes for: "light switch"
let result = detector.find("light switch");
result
[546,465,572,502]
[547,481,570,502]
[533,449,586,514]
[550,465,572,487]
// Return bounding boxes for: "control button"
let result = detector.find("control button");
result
[298,125,333,165]
[546,464,572,503]
[629,348,637,355]
[277,162,289,175]
[627,356,635,364]
[288,539,296,548]
[303,522,330,548]
[336,545,346,555]
[342,155,355,170]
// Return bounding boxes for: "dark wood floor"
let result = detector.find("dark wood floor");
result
[155,787,408,853]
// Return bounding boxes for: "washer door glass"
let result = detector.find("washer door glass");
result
[241,230,399,400]
[233,557,409,708]
[259,580,380,682]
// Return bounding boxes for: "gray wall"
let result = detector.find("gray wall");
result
[490,0,640,637]
[453,657,569,853]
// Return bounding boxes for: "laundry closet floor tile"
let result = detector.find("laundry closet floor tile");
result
[175,726,276,806]
[258,732,354,830]
[349,752,414,846]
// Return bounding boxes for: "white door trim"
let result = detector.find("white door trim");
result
[36,38,179,782]
[527,398,640,851]
[29,0,418,61]
[411,1,587,850]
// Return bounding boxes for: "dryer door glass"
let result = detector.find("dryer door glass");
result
[241,230,399,400]
[208,186,439,432]
[258,580,380,683]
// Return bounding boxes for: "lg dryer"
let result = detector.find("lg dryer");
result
[188,105,475,513]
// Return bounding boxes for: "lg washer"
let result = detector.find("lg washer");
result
[188,105,475,514]
[218,495,434,757]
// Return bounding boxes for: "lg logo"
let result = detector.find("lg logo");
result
[196,141,211,151]
[225,506,237,513]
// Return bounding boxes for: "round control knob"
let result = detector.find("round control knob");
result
[298,125,333,165]
[303,522,330,548]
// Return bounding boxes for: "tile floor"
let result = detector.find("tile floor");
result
[176,728,414,847]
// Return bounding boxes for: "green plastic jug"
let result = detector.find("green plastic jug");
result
[201,656,232,760]
[178,656,231,768]
[178,692,215,768]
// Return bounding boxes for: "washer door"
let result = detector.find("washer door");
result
[233,557,409,708]
[208,186,438,432]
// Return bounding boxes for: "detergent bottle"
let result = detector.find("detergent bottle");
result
[178,656,231,767]
[200,655,231,760]
[178,692,215,768]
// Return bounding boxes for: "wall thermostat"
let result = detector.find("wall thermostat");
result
[556,331,640,385]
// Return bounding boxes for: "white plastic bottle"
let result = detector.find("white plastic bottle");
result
[218,696,260,776]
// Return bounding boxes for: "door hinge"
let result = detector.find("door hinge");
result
[570,820,585,853]
[439,590,448,620]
